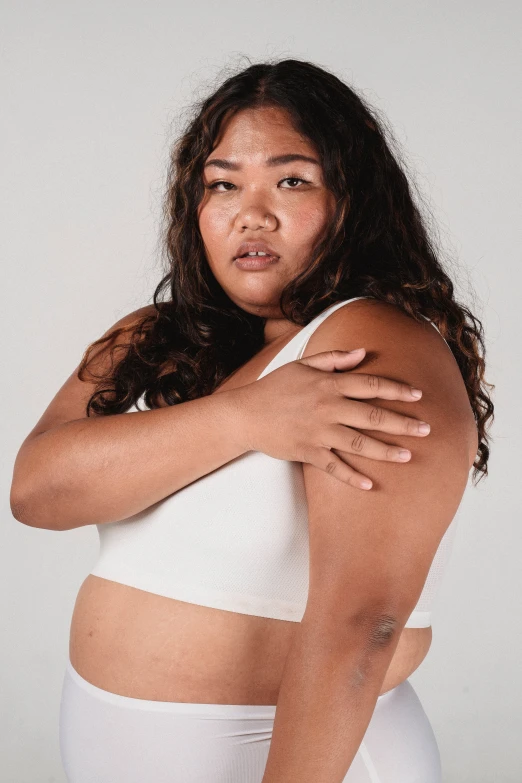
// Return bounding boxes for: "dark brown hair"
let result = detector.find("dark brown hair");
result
[78,58,494,483]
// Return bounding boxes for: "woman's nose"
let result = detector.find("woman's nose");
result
[236,189,277,231]
[235,202,277,231]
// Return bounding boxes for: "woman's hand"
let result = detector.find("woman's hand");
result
[235,348,431,490]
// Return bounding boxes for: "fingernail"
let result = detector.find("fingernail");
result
[410,388,422,398]
[398,449,411,460]
[360,479,373,489]
[347,348,364,354]
[418,422,430,434]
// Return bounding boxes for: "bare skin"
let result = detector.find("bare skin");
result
[55,105,475,705]
[69,329,437,704]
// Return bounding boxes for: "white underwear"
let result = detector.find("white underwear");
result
[59,659,442,782]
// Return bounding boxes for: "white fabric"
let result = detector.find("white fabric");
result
[89,296,459,627]
[59,659,442,782]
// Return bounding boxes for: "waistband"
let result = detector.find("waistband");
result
[66,659,278,716]
[66,659,397,715]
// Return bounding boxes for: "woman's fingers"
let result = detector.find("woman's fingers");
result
[332,397,430,437]
[304,422,425,490]
[326,425,414,463]
[304,445,374,490]
[334,371,424,401]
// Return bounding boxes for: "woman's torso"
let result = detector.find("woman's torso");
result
[69,307,471,705]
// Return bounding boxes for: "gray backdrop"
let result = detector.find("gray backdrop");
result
[2,2,520,781]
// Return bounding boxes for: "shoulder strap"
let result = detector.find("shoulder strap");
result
[256,297,375,381]
[296,296,374,359]
[298,296,451,356]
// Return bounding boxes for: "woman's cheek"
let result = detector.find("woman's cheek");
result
[286,202,331,246]
[199,205,231,243]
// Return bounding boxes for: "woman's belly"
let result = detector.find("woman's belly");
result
[69,574,432,704]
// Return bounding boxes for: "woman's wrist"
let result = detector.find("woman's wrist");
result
[212,384,256,455]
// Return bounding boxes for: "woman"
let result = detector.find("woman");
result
[11,59,493,782]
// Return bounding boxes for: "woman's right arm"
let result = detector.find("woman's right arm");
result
[9,306,253,532]
[10,308,429,532]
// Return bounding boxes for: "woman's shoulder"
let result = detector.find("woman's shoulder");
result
[304,297,453,368]
[302,297,478,467]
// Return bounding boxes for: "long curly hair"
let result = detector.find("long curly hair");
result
[78,57,494,484]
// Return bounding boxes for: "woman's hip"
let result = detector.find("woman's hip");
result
[59,659,441,782]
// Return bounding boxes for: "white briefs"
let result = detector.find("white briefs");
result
[59,658,442,782]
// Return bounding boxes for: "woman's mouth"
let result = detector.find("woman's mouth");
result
[234,252,280,270]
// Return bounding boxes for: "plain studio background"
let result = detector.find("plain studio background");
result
[1,2,520,781]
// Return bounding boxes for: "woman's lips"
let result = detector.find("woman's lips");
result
[234,254,280,270]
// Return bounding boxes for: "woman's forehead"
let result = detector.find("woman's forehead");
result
[208,107,318,161]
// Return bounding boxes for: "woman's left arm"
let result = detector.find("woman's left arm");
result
[261,300,477,783]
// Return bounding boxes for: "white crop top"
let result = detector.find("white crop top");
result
[90,296,460,628]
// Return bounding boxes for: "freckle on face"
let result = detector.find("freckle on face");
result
[197,106,336,314]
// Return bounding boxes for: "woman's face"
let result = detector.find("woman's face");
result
[198,105,336,338]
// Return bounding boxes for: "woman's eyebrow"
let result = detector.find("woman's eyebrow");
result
[204,154,320,170]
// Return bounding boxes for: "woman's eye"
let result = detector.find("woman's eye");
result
[206,181,235,192]
[279,177,309,188]
[205,177,310,192]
